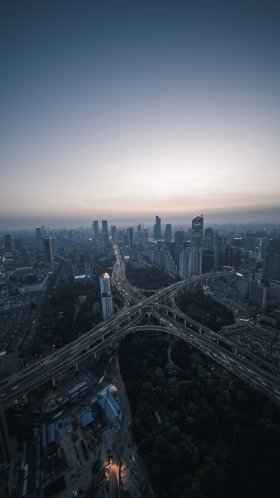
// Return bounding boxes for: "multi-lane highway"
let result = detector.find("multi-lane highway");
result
[1,245,280,406]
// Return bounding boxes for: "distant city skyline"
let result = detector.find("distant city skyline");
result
[1,207,280,232]
[1,1,280,229]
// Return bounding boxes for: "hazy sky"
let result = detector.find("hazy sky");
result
[1,1,280,229]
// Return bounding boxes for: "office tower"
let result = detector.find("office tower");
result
[93,220,99,239]
[136,224,142,243]
[142,226,148,247]
[191,214,203,247]
[101,220,109,246]
[4,234,12,252]
[265,239,280,281]
[111,225,117,242]
[164,223,172,243]
[179,248,191,278]
[100,273,113,321]
[102,220,108,236]
[153,216,162,241]
[36,227,42,248]
[43,237,54,263]
[0,400,10,465]
[127,227,134,249]
[204,227,214,250]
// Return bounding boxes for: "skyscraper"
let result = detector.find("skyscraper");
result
[43,237,54,263]
[191,214,204,247]
[265,239,280,281]
[100,273,113,321]
[111,225,117,242]
[136,224,142,243]
[102,220,108,236]
[36,227,42,249]
[101,220,109,246]
[164,223,172,243]
[142,226,148,247]
[154,216,161,241]
[93,220,99,239]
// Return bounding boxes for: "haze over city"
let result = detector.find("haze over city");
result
[1,1,280,230]
[2,3,280,496]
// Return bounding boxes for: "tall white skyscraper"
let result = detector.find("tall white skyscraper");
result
[100,273,113,321]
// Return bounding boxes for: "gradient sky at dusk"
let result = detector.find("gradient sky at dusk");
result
[1,1,280,229]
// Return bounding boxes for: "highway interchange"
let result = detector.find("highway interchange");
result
[1,245,280,407]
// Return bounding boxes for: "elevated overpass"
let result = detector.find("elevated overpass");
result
[1,245,280,407]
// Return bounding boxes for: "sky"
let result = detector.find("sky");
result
[1,0,280,229]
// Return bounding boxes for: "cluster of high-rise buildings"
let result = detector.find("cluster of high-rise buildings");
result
[150,214,206,277]
[1,215,280,318]
[92,219,149,250]
[88,214,280,314]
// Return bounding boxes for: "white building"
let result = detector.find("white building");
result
[100,273,113,320]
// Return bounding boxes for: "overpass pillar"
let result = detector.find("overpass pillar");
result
[75,363,79,373]
[52,377,56,388]
[184,320,186,326]
[198,327,202,334]
[216,337,219,345]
